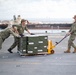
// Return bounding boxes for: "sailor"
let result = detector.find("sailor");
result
[7,19,34,53]
[0,25,20,50]
[64,15,76,53]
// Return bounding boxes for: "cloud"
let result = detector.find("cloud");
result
[0,0,76,21]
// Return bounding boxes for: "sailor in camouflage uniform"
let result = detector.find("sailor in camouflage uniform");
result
[8,19,33,53]
[64,15,76,53]
[0,25,20,50]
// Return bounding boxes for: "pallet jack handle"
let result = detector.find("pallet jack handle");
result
[55,34,69,46]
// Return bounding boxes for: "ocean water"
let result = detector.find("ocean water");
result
[0,29,69,34]
[24,29,69,34]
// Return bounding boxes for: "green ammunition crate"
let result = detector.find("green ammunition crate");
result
[26,35,39,54]
[26,35,48,54]
[37,35,48,53]
[37,44,48,52]
[38,35,48,45]
[27,35,39,45]
[26,45,38,54]
[17,35,48,55]
[17,37,27,53]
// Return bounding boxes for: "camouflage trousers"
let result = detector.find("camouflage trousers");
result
[0,36,4,50]
[68,34,76,49]
[9,37,19,50]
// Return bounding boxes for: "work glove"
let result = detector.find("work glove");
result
[30,33,35,35]
[19,34,24,37]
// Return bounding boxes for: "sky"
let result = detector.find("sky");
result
[0,0,76,23]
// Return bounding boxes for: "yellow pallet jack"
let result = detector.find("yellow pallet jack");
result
[47,40,55,54]
[47,34,69,54]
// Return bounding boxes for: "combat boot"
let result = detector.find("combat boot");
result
[73,48,76,53]
[8,48,13,53]
[64,49,70,53]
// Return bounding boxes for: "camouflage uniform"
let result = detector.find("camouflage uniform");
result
[0,28,18,49]
[64,22,76,53]
[68,22,76,49]
[8,24,28,50]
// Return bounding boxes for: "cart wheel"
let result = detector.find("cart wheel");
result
[51,50,54,54]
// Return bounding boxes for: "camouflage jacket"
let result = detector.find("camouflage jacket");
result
[0,28,19,40]
[13,24,28,35]
[69,22,76,35]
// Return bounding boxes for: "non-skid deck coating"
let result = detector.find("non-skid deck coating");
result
[0,33,76,75]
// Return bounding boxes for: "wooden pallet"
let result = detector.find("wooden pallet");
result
[18,51,51,56]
